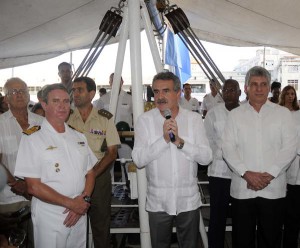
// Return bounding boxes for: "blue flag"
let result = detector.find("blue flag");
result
[165,29,191,84]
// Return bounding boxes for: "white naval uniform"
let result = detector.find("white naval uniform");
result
[14,119,97,248]
[200,93,223,113]
[93,90,133,128]
[179,97,200,112]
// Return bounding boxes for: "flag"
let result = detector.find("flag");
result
[165,29,191,84]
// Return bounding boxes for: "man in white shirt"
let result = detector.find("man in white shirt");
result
[0,77,44,247]
[222,66,297,248]
[179,83,199,112]
[204,79,241,248]
[92,88,107,107]
[132,71,212,248]
[58,62,73,94]
[93,73,133,128]
[14,84,96,248]
[201,80,223,117]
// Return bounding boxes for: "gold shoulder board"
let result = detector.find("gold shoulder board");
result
[23,126,41,135]
[68,124,83,133]
[98,109,113,120]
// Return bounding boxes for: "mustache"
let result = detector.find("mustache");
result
[156,99,167,104]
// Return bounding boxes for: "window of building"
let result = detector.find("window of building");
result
[28,86,35,92]
[191,84,206,93]
[288,79,298,90]
[265,60,274,66]
[288,65,298,73]
[189,84,207,102]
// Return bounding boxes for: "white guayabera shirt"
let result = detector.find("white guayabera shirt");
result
[222,101,297,199]
[204,103,232,179]
[132,107,212,215]
[0,110,44,205]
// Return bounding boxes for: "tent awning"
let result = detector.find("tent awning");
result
[1,0,300,69]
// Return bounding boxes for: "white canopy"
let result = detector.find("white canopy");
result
[1,0,299,69]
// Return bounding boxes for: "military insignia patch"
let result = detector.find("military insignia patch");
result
[98,109,113,120]
[23,126,41,135]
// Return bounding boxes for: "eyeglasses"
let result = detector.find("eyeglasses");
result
[7,89,28,96]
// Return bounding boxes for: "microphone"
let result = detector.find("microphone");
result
[163,109,176,142]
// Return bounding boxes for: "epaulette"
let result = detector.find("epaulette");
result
[98,109,113,120]
[68,124,83,133]
[23,126,41,135]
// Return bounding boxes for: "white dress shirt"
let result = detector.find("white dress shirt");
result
[200,93,223,113]
[287,110,300,185]
[204,103,232,179]
[179,97,199,112]
[93,90,133,128]
[132,107,212,215]
[222,101,297,199]
[0,110,44,205]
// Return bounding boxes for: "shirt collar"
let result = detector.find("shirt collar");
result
[6,109,42,121]
[246,99,274,111]
[72,106,98,121]
[6,109,14,119]
[42,118,69,134]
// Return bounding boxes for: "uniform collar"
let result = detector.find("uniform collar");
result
[42,118,69,134]
[72,106,98,121]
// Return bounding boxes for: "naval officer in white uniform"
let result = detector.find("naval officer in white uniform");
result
[93,73,133,128]
[15,84,96,248]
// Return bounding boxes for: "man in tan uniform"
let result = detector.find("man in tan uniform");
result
[67,76,120,248]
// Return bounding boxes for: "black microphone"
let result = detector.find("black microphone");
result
[163,109,176,142]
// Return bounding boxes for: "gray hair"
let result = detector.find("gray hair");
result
[245,66,271,86]
[152,71,181,92]
[41,84,68,103]
[3,77,27,95]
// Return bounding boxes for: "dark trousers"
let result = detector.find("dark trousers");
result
[208,176,231,248]
[0,201,34,248]
[89,171,112,248]
[148,209,199,248]
[283,184,300,248]
[231,197,284,248]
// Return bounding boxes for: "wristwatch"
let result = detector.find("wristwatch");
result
[177,139,185,149]
[84,196,91,203]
